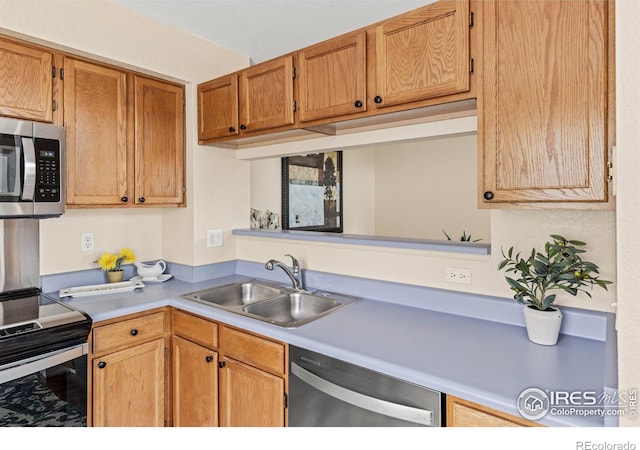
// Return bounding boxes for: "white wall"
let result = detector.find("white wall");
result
[615,0,640,428]
[0,0,250,273]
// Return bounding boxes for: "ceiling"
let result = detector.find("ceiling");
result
[111,0,430,64]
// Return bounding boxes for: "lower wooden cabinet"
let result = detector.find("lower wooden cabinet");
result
[90,309,168,427]
[172,335,218,427]
[446,395,542,427]
[219,357,286,427]
[171,309,287,427]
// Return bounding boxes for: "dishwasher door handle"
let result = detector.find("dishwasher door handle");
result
[291,362,433,426]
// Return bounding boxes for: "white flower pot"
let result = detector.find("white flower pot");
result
[522,305,563,346]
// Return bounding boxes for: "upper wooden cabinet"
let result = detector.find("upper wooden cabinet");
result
[0,38,54,122]
[371,0,470,109]
[64,57,185,208]
[479,0,613,206]
[197,0,475,146]
[298,31,367,122]
[134,76,185,206]
[64,58,128,206]
[239,54,295,133]
[198,74,239,140]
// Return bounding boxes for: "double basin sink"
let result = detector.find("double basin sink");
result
[181,279,360,328]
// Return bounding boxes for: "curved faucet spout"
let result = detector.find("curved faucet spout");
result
[265,255,304,291]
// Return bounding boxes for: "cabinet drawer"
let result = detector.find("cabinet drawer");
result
[220,326,286,376]
[93,311,166,354]
[173,309,218,349]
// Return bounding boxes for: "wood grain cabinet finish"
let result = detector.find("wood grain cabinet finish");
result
[64,58,128,206]
[219,357,286,427]
[447,395,542,427]
[198,74,239,140]
[239,54,295,133]
[172,335,219,427]
[171,310,287,427]
[298,31,367,122]
[133,76,185,206]
[90,310,168,427]
[0,38,53,122]
[479,0,612,205]
[371,0,470,109]
[64,58,185,208]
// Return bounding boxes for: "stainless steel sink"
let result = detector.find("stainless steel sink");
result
[182,281,282,307]
[181,279,359,328]
[242,292,342,327]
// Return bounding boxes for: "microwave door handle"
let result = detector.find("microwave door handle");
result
[21,137,36,201]
[291,362,434,426]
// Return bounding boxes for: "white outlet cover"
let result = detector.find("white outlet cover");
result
[207,229,223,247]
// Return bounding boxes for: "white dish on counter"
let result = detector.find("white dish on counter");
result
[130,274,173,283]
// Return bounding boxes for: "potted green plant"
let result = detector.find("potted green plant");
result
[498,235,612,345]
[95,248,136,283]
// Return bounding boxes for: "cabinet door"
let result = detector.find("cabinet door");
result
[218,357,285,427]
[198,74,239,141]
[373,0,470,109]
[64,58,128,206]
[92,338,165,427]
[239,54,295,133]
[298,31,367,122]
[134,76,185,205]
[173,336,218,427]
[0,38,53,122]
[479,0,609,204]
[447,395,542,427]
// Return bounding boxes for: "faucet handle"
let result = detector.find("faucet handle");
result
[284,254,300,273]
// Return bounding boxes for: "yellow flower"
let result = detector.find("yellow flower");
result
[120,248,136,264]
[95,248,136,271]
[97,253,118,271]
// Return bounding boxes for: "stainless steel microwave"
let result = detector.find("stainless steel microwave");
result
[0,117,64,218]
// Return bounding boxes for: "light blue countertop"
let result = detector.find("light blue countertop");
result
[46,263,614,428]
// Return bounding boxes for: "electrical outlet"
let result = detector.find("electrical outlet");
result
[81,232,94,252]
[207,229,223,248]
[445,267,471,285]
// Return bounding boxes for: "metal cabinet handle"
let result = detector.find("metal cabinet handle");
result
[138,197,146,203]
[373,96,383,104]
[121,196,129,203]
[130,329,138,336]
[354,100,363,108]
[206,356,214,363]
[483,191,494,200]
[291,363,433,426]
[218,361,226,369]
[98,361,107,369]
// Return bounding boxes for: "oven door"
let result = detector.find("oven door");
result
[0,343,88,427]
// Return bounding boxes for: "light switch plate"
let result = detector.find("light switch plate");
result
[207,229,223,247]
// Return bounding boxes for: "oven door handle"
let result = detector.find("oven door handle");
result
[0,343,88,384]
[291,362,433,426]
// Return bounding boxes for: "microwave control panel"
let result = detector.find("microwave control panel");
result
[34,138,61,202]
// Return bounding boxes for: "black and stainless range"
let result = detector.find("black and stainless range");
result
[0,184,91,424]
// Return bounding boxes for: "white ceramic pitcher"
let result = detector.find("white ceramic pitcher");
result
[134,260,166,279]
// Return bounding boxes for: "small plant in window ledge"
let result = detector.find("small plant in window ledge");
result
[442,229,482,242]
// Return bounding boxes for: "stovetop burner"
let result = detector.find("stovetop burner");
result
[0,288,92,366]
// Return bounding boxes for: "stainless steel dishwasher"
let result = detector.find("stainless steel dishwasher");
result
[288,345,443,427]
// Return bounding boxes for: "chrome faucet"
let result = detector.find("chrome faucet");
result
[265,254,304,291]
